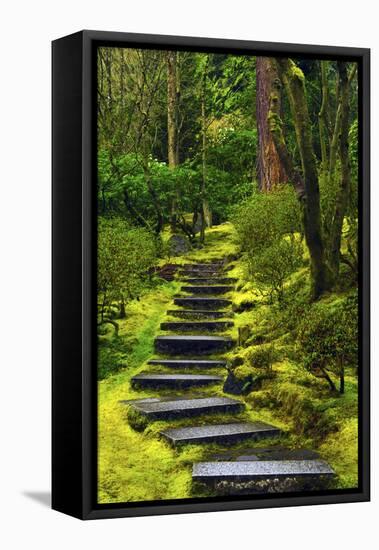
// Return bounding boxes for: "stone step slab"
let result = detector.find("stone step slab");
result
[131,373,223,389]
[192,460,335,482]
[174,297,232,310]
[160,421,281,446]
[166,309,232,319]
[129,396,244,420]
[180,270,223,277]
[181,262,224,271]
[181,285,234,295]
[147,359,227,368]
[160,321,234,332]
[154,335,234,354]
[183,278,237,285]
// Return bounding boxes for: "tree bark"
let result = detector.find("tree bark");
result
[119,299,126,319]
[256,57,287,191]
[272,58,332,300]
[167,51,179,168]
[318,61,330,174]
[339,366,345,394]
[167,51,181,231]
[199,56,209,244]
[319,366,337,393]
[328,62,352,277]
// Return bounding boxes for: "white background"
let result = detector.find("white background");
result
[0,0,376,548]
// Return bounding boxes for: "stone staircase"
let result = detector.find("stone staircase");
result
[126,258,335,495]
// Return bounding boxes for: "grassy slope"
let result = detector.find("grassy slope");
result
[98,222,358,504]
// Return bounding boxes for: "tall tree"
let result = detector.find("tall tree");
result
[268,58,356,299]
[167,51,179,168]
[167,51,180,230]
[328,62,355,276]
[269,58,332,299]
[256,57,287,191]
[200,55,209,242]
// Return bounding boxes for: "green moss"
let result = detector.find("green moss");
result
[234,364,254,379]
[319,418,358,488]
[98,222,359,502]
[127,407,149,432]
[289,59,305,83]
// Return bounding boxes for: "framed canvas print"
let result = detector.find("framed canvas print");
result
[52,30,370,520]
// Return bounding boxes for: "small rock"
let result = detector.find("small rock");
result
[223,369,253,395]
[168,234,191,256]
[232,300,256,313]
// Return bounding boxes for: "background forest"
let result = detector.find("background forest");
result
[97,47,359,503]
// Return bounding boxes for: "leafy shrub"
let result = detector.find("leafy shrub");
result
[247,345,279,371]
[97,338,130,380]
[233,186,303,302]
[207,128,257,186]
[297,293,358,393]
[249,237,304,302]
[98,217,158,329]
[233,185,301,258]
[276,279,311,331]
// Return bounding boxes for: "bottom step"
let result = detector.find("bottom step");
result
[192,460,334,483]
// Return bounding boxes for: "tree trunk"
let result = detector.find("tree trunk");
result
[339,369,345,394]
[319,366,337,393]
[274,58,332,300]
[167,51,179,168]
[167,51,180,231]
[256,57,287,191]
[328,62,352,278]
[123,188,151,229]
[119,299,126,319]
[200,56,209,244]
[318,61,330,175]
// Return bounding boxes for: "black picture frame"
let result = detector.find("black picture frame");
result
[52,30,370,520]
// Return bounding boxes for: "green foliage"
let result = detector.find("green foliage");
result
[207,128,257,184]
[95,48,360,500]
[233,186,303,301]
[233,185,301,255]
[297,293,358,392]
[98,337,130,380]
[274,278,311,332]
[247,345,278,371]
[250,238,304,302]
[98,217,158,324]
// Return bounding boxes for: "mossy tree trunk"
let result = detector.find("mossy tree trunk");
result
[269,58,332,299]
[256,57,287,191]
[318,61,331,176]
[328,62,354,278]
[199,55,209,244]
[167,51,180,230]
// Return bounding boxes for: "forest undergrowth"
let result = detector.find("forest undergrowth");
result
[98,223,358,503]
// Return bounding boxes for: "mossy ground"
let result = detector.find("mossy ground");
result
[98,222,358,504]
